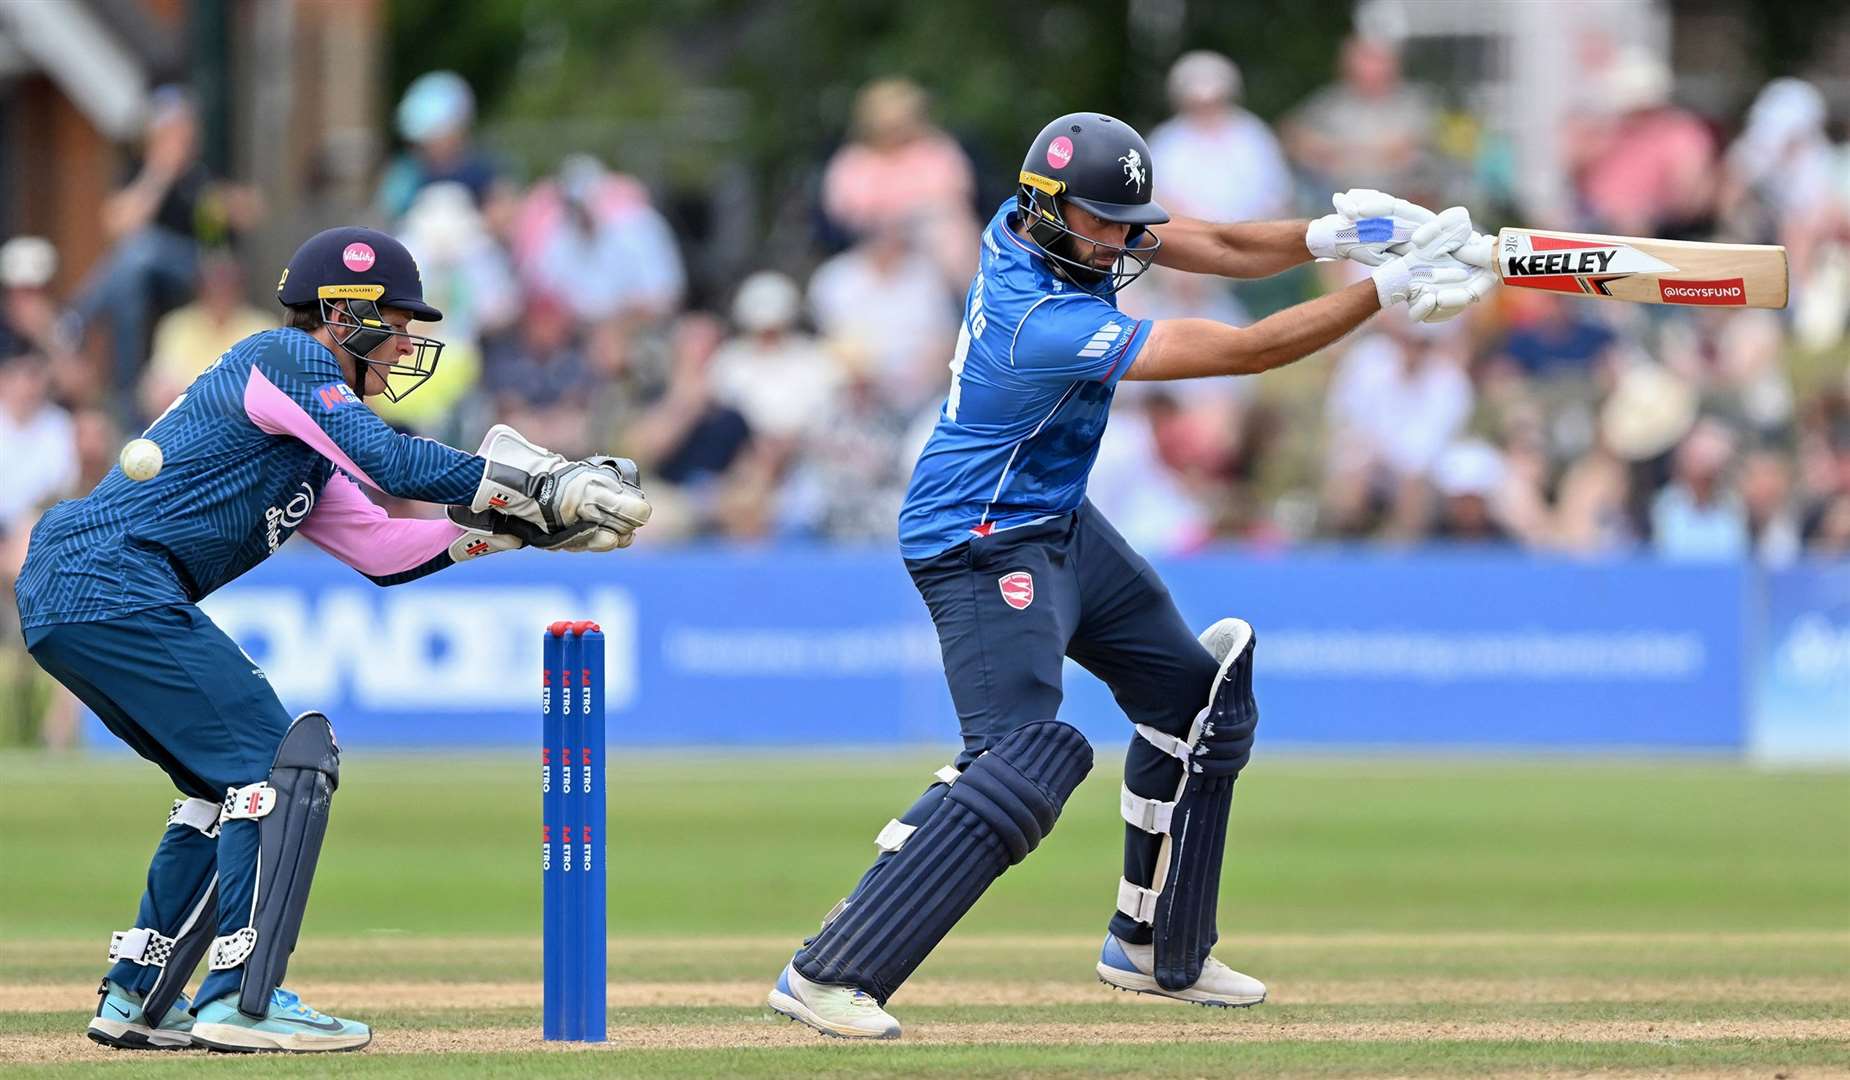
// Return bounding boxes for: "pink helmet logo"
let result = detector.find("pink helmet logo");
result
[1046,136,1074,170]
[341,242,376,272]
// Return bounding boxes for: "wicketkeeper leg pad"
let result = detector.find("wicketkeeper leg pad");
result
[207,712,341,1018]
[793,721,1093,1004]
[1115,618,1258,991]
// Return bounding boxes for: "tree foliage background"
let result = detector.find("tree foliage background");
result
[385,1,1353,259]
[384,0,1843,288]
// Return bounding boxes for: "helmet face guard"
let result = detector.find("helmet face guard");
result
[1017,171,1162,293]
[317,285,443,403]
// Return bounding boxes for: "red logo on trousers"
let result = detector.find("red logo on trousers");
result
[998,571,1035,610]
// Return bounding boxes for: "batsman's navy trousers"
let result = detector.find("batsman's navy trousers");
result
[26,604,292,1006]
[906,502,1221,941]
[907,501,1220,762]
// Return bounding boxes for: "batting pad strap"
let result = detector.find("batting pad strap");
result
[1116,878,1160,924]
[1120,784,1176,835]
[169,797,222,837]
[1132,723,1193,763]
[933,764,962,785]
[209,927,258,970]
[221,782,277,822]
[874,819,917,853]
[108,927,176,966]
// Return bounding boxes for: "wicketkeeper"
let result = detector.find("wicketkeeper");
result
[768,112,1496,1038]
[17,227,652,1053]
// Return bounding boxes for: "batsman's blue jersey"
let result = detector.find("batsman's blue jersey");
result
[899,201,1154,558]
[17,328,483,629]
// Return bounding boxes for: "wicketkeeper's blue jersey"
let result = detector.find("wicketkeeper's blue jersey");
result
[18,328,484,629]
[898,200,1154,559]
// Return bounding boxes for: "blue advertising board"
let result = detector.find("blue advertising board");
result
[1750,562,1850,762]
[74,545,1752,752]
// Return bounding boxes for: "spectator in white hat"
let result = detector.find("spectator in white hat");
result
[1431,439,1512,544]
[1565,47,1714,237]
[0,237,65,361]
[1147,51,1293,223]
[709,272,840,443]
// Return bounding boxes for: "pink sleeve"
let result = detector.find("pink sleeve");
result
[296,472,463,577]
[243,365,382,489]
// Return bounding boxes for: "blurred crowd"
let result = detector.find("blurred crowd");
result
[2,39,1848,578]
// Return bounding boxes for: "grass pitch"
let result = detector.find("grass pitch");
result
[1,751,1846,1076]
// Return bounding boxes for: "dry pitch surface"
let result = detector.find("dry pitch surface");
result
[3,931,1846,1076]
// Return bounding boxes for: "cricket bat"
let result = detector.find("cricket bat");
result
[1495,228,1788,309]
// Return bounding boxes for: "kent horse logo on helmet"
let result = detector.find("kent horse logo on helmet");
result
[1015,112,1168,292]
[1119,149,1146,193]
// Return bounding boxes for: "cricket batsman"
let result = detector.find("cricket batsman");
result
[768,112,1497,1038]
[17,226,651,1053]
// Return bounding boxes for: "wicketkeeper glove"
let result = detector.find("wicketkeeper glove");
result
[469,424,653,538]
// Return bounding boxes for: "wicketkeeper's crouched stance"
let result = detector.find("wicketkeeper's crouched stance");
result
[18,227,652,1053]
[768,113,1497,1038]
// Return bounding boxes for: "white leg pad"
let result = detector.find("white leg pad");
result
[108,927,176,966]
[168,797,222,837]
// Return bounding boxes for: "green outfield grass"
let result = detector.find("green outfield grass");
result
[2,751,1847,1076]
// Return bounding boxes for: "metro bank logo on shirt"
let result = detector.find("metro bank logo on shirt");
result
[316,382,363,410]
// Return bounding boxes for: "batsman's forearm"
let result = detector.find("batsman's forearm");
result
[1154,217,1316,279]
[1242,280,1380,373]
[1126,281,1379,381]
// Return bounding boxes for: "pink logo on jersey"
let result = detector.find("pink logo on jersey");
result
[341,242,376,272]
[998,571,1035,611]
[1046,136,1074,170]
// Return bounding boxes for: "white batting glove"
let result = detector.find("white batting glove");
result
[1370,206,1476,306]
[1405,223,1498,322]
[1407,262,1498,322]
[1306,188,1439,266]
[1453,231,1496,270]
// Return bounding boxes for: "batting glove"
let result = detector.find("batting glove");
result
[1307,188,1443,266]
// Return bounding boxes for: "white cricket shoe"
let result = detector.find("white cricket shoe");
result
[1096,934,1267,1007]
[768,962,902,1039]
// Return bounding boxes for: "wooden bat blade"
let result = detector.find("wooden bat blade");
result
[1496,228,1788,309]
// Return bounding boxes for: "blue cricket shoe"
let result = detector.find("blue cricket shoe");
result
[87,979,196,1050]
[190,988,371,1053]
